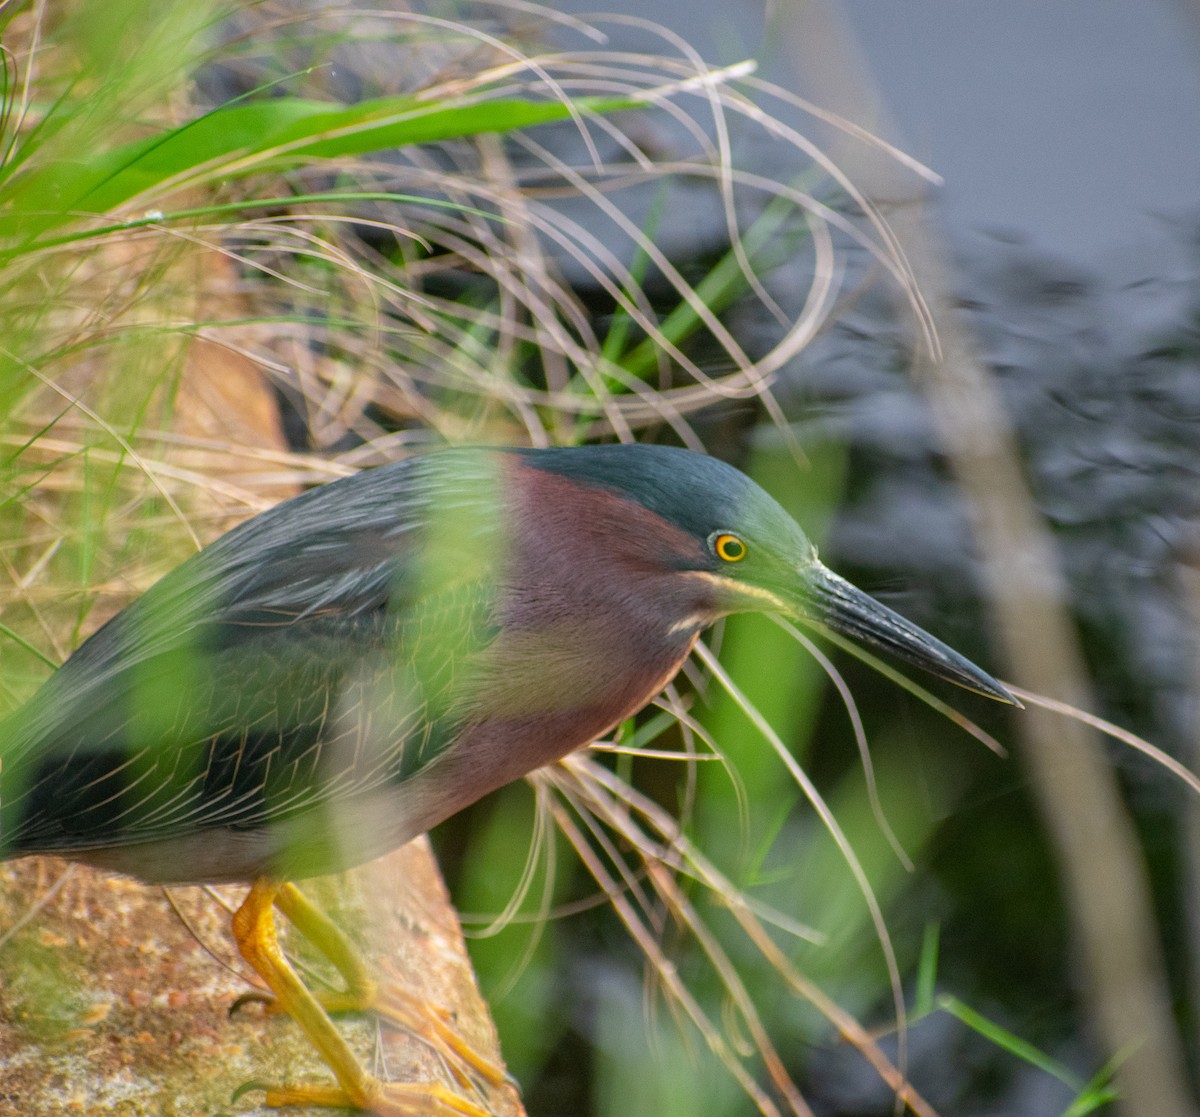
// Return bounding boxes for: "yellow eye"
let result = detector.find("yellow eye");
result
[713,533,747,563]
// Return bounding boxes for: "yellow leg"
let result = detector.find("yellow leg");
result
[273,882,378,1013]
[271,883,508,1092]
[232,879,490,1117]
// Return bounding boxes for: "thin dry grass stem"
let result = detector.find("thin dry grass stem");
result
[419,157,833,367]
[414,204,618,360]
[730,901,940,1117]
[1005,685,1200,797]
[477,134,575,418]
[770,617,914,871]
[185,221,415,339]
[659,681,714,834]
[0,550,64,668]
[546,789,790,1117]
[460,0,610,47]
[418,220,607,401]
[550,755,938,1116]
[559,756,937,1114]
[161,885,251,984]
[0,863,73,952]
[568,21,772,323]
[561,779,665,928]
[691,639,909,1079]
[392,183,776,439]
[6,254,181,369]
[714,79,934,351]
[555,14,938,186]
[380,304,672,445]
[540,58,747,168]
[365,10,606,170]
[67,426,350,481]
[514,136,751,376]
[513,51,914,320]
[471,172,541,417]
[785,619,1008,757]
[739,74,941,188]
[4,0,45,154]
[553,756,822,947]
[459,888,620,928]
[503,46,927,339]
[578,18,775,322]
[588,743,722,762]
[61,11,920,457]
[642,859,815,1117]
[385,208,592,338]
[0,432,286,515]
[9,356,201,549]
[176,325,296,379]
[238,80,864,441]
[654,700,756,849]
[468,781,553,943]
[470,788,559,1003]
[554,761,814,1115]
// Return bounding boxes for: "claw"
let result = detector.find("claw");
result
[373,979,507,1092]
[229,990,274,1017]
[230,1078,274,1104]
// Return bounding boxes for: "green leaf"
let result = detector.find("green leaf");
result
[0,93,640,246]
[1059,1060,1121,1117]
[913,921,939,1018]
[937,993,1083,1091]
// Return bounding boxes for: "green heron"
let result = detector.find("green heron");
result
[0,444,1015,1116]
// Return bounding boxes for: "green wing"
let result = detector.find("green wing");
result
[1,452,505,857]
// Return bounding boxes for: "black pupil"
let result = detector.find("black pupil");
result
[722,537,743,559]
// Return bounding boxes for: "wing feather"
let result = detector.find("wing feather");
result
[1,450,506,855]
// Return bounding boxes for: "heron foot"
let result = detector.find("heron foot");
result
[242,1077,491,1116]
[231,881,502,1117]
[267,881,509,1092]
[231,979,507,1093]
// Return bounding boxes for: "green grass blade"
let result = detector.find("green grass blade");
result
[1059,1060,1120,1117]
[0,623,59,670]
[1,93,642,244]
[937,994,1083,1091]
[913,922,939,1018]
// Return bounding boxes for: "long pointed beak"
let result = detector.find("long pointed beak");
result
[794,563,1021,707]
